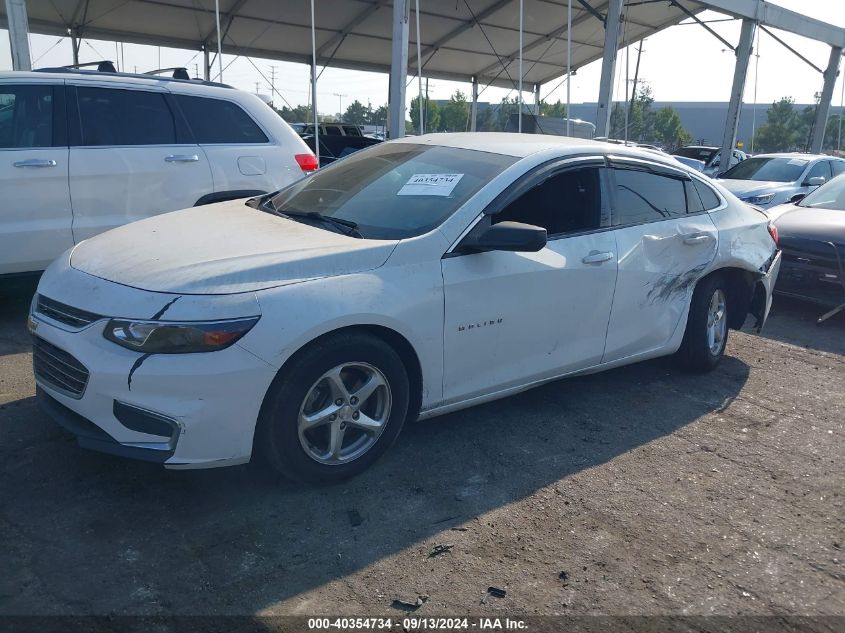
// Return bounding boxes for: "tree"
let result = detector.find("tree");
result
[440,90,470,131]
[753,97,802,152]
[276,104,312,123]
[539,99,567,119]
[494,96,521,132]
[609,84,656,142]
[653,106,692,150]
[342,100,369,125]
[410,95,440,133]
[368,104,388,127]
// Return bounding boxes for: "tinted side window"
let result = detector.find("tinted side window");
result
[343,125,361,136]
[613,168,687,224]
[684,180,704,213]
[493,167,605,236]
[832,161,845,176]
[175,95,268,144]
[325,126,343,136]
[77,87,175,146]
[0,85,53,148]
[691,179,722,211]
[806,160,832,182]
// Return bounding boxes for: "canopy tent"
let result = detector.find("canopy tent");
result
[3,0,699,91]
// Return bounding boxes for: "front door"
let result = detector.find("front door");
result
[441,162,618,403]
[0,82,72,274]
[67,84,213,242]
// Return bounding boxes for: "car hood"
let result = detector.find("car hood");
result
[70,200,398,294]
[718,180,793,198]
[772,205,845,245]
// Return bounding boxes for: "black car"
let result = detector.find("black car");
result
[771,174,845,323]
[301,134,382,167]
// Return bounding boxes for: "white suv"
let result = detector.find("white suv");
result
[0,68,316,276]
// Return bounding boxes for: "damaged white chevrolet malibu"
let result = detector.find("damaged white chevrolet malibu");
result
[29,134,781,482]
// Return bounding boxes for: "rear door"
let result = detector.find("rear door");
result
[0,81,72,274]
[602,160,718,363]
[67,83,213,242]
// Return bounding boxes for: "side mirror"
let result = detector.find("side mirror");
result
[469,221,547,253]
[804,176,826,187]
[789,192,806,204]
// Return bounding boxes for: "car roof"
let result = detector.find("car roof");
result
[746,152,834,161]
[394,132,684,166]
[0,69,234,95]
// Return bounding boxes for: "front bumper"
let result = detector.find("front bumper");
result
[29,257,280,469]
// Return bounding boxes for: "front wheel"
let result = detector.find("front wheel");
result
[255,332,410,483]
[676,275,729,372]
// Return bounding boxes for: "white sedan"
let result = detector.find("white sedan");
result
[29,134,781,482]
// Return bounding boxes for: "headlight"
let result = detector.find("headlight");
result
[103,317,259,354]
[741,193,775,205]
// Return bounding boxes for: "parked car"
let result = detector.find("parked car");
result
[0,67,316,276]
[672,155,705,172]
[767,174,845,322]
[675,145,746,176]
[301,133,382,167]
[717,153,845,209]
[302,122,364,137]
[30,134,780,482]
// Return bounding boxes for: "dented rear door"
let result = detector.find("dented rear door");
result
[602,162,718,363]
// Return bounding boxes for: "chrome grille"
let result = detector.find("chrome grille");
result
[35,294,103,329]
[32,337,90,399]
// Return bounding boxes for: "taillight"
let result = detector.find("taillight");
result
[295,153,319,173]
[767,223,779,246]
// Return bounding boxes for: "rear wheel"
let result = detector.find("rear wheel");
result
[676,275,729,372]
[256,332,409,483]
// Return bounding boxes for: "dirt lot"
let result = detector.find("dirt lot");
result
[0,278,843,623]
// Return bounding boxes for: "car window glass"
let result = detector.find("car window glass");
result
[77,87,175,146]
[270,143,517,239]
[0,84,53,148]
[684,180,704,213]
[613,168,687,224]
[492,167,605,236]
[325,126,343,136]
[721,157,807,182]
[806,160,832,182]
[831,161,845,177]
[691,179,721,211]
[175,95,267,144]
[343,126,361,136]
[799,175,845,210]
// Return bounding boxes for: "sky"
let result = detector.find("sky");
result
[2,0,845,117]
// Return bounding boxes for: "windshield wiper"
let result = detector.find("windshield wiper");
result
[282,211,363,238]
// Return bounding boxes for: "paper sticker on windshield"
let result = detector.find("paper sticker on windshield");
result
[787,159,808,166]
[398,173,464,197]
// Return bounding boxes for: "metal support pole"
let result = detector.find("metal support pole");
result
[566,0,572,137]
[310,0,320,166]
[203,47,211,81]
[415,0,423,135]
[595,0,623,138]
[71,32,80,66]
[720,18,756,175]
[810,47,843,154]
[388,0,410,139]
[5,0,32,70]
[518,0,523,132]
[471,76,479,132]
[534,84,541,116]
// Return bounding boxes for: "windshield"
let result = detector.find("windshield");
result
[269,143,517,239]
[675,147,718,163]
[721,156,808,182]
[799,174,845,210]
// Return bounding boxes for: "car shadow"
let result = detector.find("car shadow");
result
[0,277,38,357]
[757,295,845,356]
[0,351,750,617]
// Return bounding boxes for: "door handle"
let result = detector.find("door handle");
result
[682,233,714,245]
[13,159,57,168]
[164,154,199,163]
[582,251,614,264]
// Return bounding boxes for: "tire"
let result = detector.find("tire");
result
[255,331,410,483]
[675,275,730,373]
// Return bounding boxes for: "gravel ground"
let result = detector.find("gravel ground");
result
[0,279,842,623]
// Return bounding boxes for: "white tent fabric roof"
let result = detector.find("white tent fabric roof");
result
[2,0,705,89]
